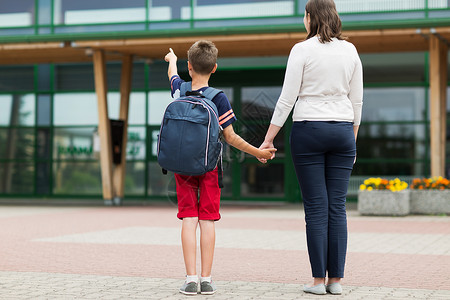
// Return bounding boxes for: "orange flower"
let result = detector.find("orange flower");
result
[410,177,450,190]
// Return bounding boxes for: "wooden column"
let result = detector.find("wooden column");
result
[93,50,114,202]
[112,55,133,204]
[429,35,448,177]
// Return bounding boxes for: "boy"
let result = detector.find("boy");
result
[164,40,276,295]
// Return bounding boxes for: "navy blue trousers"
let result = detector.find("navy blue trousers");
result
[290,121,356,278]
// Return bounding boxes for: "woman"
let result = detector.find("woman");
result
[259,0,363,295]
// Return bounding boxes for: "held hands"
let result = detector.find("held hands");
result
[164,48,177,63]
[258,141,276,163]
[258,148,277,162]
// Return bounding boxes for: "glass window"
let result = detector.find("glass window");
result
[54,0,146,25]
[149,61,175,89]
[54,127,96,160]
[362,88,426,122]
[37,94,51,126]
[55,92,145,126]
[353,161,427,177]
[104,62,146,91]
[239,125,285,157]
[0,128,34,160]
[240,86,283,156]
[108,92,146,125]
[218,56,288,70]
[126,127,146,160]
[148,90,172,125]
[38,27,51,34]
[54,64,94,91]
[355,123,427,176]
[54,93,98,125]
[358,123,427,159]
[36,162,51,194]
[446,86,450,112]
[241,162,284,197]
[124,162,145,195]
[194,17,299,28]
[241,87,279,122]
[53,23,146,34]
[220,156,233,197]
[298,0,308,13]
[37,128,51,160]
[131,63,147,90]
[0,95,13,125]
[0,66,34,92]
[189,0,294,19]
[53,162,101,195]
[148,21,190,30]
[0,0,34,27]
[361,52,426,83]
[338,0,434,13]
[37,65,52,91]
[0,94,35,126]
[149,128,159,158]
[0,27,34,36]
[0,162,34,194]
[148,162,176,198]
[150,0,190,21]
[38,0,52,25]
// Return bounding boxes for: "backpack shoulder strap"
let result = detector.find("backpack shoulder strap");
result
[202,87,222,101]
[180,82,192,97]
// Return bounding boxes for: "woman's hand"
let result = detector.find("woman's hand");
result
[258,141,276,163]
[257,148,277,162]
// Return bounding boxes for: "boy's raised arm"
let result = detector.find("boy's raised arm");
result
[164,48,178,79]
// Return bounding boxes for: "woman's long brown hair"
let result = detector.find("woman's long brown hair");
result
[305,0,346,43]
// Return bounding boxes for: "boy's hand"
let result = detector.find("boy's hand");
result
[258,148,277,163]
[165,48,178,79]
[164,48,177,62]
[258,141,276,163]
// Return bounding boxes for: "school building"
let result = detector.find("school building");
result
[0,0,449,204]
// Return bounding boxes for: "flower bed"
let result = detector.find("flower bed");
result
[410,177,450,215]
[358,178,409,216]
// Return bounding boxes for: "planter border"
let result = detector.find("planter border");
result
[410,190,450,215]
[358,190,410,216]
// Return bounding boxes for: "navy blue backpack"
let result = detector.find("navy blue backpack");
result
[157,82,224,187]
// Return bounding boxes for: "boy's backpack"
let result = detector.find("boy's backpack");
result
[157,82,224,188]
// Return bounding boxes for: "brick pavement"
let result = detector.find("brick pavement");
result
[0,204,449,299]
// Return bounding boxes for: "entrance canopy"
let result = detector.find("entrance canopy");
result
[0,27,449,65]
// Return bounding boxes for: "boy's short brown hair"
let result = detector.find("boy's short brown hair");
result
[187,40,218,75]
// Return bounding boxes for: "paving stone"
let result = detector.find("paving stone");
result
[0,205,448,299]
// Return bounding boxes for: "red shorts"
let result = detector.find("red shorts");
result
[175,168,221,221]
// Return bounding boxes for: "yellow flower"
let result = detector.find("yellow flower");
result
[374,178,382,186]
[361,177,408,192]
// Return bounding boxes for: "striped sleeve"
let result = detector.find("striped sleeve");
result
[170,75,183,98]
[211,92,236,129]
[219,109,236,126]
